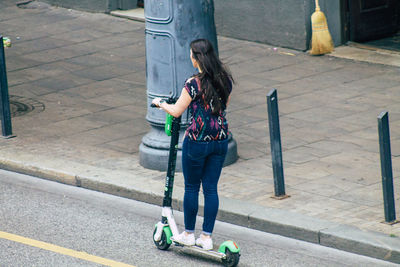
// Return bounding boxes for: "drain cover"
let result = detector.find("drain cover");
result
[9,95,45,117]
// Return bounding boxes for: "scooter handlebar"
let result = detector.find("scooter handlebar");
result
[150,97,178,108]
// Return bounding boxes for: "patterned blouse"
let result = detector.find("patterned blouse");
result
[184,77,232,141]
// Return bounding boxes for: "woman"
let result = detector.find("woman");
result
[152,39,233,250]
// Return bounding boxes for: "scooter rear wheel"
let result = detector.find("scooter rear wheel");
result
[153,227,171,250]
[222,248,240,267]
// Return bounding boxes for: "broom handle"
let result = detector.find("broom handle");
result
[315,0,320,11]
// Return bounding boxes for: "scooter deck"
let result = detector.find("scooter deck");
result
[172,242,226,259]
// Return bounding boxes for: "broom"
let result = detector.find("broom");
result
[310,0,334,55]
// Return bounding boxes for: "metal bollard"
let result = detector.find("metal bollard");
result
[267,89,289,199]
[377,111,397,224]
[0,36,13,138]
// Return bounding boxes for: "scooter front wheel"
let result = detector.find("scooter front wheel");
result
[222,248,240,267]
[153,227,171,250]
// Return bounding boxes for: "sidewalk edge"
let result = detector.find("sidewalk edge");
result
[1,159,399,264]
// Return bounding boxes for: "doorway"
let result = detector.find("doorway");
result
[345,0,400,52]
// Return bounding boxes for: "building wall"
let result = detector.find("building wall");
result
[214,0,344,51]
[39,0,138,12]
[214,0,309,50]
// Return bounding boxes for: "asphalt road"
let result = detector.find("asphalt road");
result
[0,169,396,267]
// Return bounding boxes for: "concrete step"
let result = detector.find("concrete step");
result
[110,8,145,22]
[329,43,400,67]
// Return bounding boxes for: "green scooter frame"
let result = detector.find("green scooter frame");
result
[151,99,240,267]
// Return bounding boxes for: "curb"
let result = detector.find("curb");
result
[1,159,399,264]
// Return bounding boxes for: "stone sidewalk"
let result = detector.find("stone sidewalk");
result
[1,0,400,263]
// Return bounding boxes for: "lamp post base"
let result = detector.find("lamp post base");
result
[139,127,238,172]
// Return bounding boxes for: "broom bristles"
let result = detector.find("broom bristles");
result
[310,3,334,55]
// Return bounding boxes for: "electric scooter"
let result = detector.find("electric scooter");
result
[151,99,240,267]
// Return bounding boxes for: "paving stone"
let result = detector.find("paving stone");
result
[114,71,146,86]
[278,98,314,115]
[111,58,146,73]
[232,121,270,140]
[72,64,132,81]
[217,36,248,52]
[221,50,262,66]
[279,116,317,130]
[286,106,355,124]
[106,44,145,59]
[305,139,362,155]
[82,108,138,125]
[66,55,111,70]
[9,83,44,98]
[332,182,384,207]
[82,35,138,52]
[319,150,380,171]
[347,75,400,91]
[31,73,94,92]
[283,146,319,164]
[12,36,75,54]
[41,93,110,113]
[282,127,326,145]
[392,139,400,157]
[227,64,253,79]
[63,121,139,146]
[99,134,148,154]
[285,160,348,180]
[6,71,30,86]
[22,46,88,63]
[8,67,55,83]
[345,94,399,110]
[79,15,143,34]
[117,103,148,116]
[57,79,130,100]
[4,54,42,72]
[0,4,21,14]
[294,175,365,197]
[33,116,107,137]
[64,42,106,55]
[233,57,290,75]
[51,28,112,43]
[235,144,266,160]
[36,60,87,76]
[330,134,379,154]
[43,19,87,36]
[253,63,325,83]
[227,109,266,128]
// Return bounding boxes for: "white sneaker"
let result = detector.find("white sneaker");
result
[196,236,213,250]
[171,232,195,246]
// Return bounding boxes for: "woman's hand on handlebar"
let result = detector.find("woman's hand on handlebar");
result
[152,98,163,108]
[151,88,191,117]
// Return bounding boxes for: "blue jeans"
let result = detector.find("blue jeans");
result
[182,137,228,235]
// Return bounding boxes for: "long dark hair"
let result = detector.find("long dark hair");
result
[190,39,233,115]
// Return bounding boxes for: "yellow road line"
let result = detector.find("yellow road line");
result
[0,231,136,267]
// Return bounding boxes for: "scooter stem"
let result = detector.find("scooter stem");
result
[162,115,181,207]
